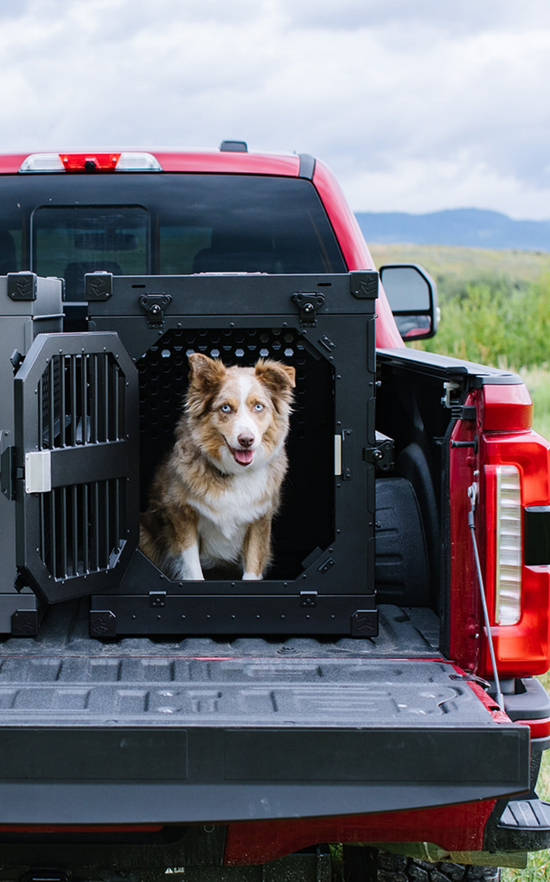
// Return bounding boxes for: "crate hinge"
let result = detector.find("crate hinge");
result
[0,441,16,500]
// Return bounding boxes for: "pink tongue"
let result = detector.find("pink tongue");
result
[233,448,254,465]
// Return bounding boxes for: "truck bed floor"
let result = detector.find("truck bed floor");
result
[0,601,440,659]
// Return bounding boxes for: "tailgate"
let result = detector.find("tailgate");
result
[0,655,529,824]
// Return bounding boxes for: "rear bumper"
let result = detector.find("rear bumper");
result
[481,678,550,854]
[489,795,550,852]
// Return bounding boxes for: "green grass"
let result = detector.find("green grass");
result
[522,368,550,440]
[369,243,550,297]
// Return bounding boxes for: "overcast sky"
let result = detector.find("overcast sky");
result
[1,0,550,218]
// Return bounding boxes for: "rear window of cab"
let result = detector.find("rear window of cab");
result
[0,173,346,300]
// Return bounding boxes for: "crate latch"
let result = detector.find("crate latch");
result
[292,292,325,326]
[363,431,394,472]
[139,293,172,327]
[25,450,51,494]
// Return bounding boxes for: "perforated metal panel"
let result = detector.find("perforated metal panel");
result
[137,327,333,574]
[14,332,139,603]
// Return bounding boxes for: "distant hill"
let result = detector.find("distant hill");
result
[355,208,550,251]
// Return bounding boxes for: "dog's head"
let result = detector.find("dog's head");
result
[185,353,295,472]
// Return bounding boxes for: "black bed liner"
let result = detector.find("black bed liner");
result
[0,601,440,659]
[0,601,530,825]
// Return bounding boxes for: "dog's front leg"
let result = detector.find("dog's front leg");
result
[168,508,205,581]
[173,540,204,581]
[242,514,271,581]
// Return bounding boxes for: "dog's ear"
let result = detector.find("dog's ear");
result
[186,354,227,416]
[187,353,227,391]
[255,359,296,392]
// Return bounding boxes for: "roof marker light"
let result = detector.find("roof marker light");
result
[19,153,65,172]
[19,152,163,173]
[115,152,163,171]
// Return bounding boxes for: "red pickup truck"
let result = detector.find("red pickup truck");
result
[0,143,548,882]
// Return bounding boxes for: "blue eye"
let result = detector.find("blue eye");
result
[221,404,231,413]
[254,403,264,412]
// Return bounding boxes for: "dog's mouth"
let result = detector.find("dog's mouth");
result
[231,447,255,466]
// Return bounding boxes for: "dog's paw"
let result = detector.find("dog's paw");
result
[170,545,205,581]
[242,572,263,581]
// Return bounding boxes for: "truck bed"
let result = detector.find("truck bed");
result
[0,601,529,826]
[0,601,441,660]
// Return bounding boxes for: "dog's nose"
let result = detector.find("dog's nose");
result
[238,432,254,449]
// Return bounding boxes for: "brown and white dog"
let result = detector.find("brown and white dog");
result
[139,353,295,581]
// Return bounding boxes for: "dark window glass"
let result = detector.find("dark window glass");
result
[32,206,148,298]
[155,176,346,275]
[0,173,346,299]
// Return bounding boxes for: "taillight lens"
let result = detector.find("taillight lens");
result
[481,433,550,677]
[494,465,522,625]
[449,385,550,678]
[60,153,120,171]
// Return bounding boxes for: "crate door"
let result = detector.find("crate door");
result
[14,332,139,603]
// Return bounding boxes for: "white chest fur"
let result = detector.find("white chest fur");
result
[191,468,272,565]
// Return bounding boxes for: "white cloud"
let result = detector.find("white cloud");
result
[0,0,549,217]
[341,157,550,220]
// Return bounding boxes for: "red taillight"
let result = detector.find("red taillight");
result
[481,427,550,677]
[449,384,550,678]
[60,153,121,171]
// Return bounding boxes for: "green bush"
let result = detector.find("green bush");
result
[422,273,550,370]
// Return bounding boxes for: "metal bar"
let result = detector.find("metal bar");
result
[49,490,57,579]
[104,479,110,568]
[71,355,78,447]
[91,355,98,444]
[60,486,68,579]
[102,353,109,442]
[59,356,66,448]
[468,484,504,711]
[92,482,99,571]
[113,363,120,440]
[39,495,45,563]
[71,484,78,577]
[114,476,121,550]
[48,358,55,450]
[83,483,89,573]
[81,352,88,445]
[37,376,43,452]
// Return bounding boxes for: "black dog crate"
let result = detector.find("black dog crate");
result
[0,273,64,634]
[15,271,379,637]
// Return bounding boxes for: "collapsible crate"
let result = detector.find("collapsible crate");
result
[16,271,380,637]
[0,273,64,634]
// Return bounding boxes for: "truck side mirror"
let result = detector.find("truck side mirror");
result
[379,263,438,340]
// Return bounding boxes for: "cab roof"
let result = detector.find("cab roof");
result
[0,148,303,177]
